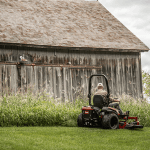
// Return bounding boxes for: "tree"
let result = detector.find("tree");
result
[142,71,150,98]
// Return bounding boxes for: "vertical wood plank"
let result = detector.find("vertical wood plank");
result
[21,66,27,93]
[139,53,143,98]
[52,67,56,100]
[43,66,47,93]
[0,65,2,94]
[34,66,38,94]
[136,57,140,98]
[55,67,59,100]
[58,68,62,101]
[30,66,35,93]
[2,65,5,94]
[7,66,11,94]
[47,67,53,98]
[63,67,67,102]
[69,68,73,102]
[66,68,70,101]
[37,66,43,93]
[26,66,31,92]
[10,65,17,93]
[60,67,64,102]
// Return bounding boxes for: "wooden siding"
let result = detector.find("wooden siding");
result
[0,46,143,100]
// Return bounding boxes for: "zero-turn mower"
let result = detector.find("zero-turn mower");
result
[77,74,143,129]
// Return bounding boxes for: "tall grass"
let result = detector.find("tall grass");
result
[0,92,86,127]
[0,92,150,127]
[119,94,150,127]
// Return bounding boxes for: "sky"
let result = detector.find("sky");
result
[97,0,150,73]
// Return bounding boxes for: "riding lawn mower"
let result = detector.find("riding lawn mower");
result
[77,74,143,129]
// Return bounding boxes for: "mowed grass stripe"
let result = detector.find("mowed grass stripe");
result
[0,127,150,150]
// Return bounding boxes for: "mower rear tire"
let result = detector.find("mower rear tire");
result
[77,113,84,127]
[102,113,119,129]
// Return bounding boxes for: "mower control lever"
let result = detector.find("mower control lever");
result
[88,94,91,99]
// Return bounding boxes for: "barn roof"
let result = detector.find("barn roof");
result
[0,0,149,52]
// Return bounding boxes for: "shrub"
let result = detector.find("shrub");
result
[0,92,87,127]
[119,94,150,127]
[0,92,149,127]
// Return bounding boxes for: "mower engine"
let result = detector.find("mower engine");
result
[81,106,100,127]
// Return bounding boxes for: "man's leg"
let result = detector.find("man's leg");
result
[117,105,123,114]
[109,103,123,114]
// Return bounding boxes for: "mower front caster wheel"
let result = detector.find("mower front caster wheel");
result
[77,113,84,127]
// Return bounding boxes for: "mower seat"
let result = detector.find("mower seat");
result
[93,95,104,109]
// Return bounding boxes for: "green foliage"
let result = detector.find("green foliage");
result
[0,93,150,127]
[142,71,150,97]
[0,93,88,127]
[119,94,150,127]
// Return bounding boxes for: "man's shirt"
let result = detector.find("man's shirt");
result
[94,89,113,103]
[95,89,107,96]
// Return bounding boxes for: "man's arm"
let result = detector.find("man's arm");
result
[108,96,120,103]
[111,98,120,104]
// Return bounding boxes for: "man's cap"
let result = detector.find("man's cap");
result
[97,83,103,87]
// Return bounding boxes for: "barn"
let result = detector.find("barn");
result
[0,0,149,101]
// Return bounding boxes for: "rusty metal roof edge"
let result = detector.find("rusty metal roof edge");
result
[0,42,149,52]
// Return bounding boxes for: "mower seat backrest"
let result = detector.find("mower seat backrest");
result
[93,95,104,109]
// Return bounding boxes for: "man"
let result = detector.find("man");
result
[95,83,123,115]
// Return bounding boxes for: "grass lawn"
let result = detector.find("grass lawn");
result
[0,127,149,150]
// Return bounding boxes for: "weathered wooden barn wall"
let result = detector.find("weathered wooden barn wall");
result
[0,45,143,100]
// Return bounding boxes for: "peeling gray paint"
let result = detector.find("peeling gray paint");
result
[0,46,143,100]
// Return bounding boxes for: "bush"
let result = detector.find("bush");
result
[0,93,149,127]
[142,71,150,98]
[0,92,87,127]
[119,94,150,127]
